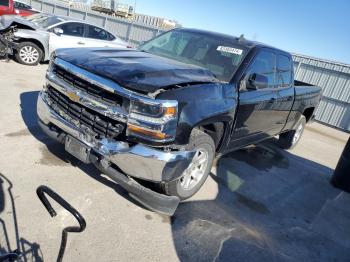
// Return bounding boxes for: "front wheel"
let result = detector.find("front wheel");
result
[163,129,215,200]
[278,116,306,150]
[15,42,43,66]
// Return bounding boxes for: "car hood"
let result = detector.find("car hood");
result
[0,15,38,32]
[55,48,219,94]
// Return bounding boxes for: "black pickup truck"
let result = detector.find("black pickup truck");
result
[37,28,322,215]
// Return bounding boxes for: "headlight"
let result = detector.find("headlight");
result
[127,99,178,142]
[130,100,163,117]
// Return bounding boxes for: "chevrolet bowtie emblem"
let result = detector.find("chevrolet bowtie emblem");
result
[66,91,80,103]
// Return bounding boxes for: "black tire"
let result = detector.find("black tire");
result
[278,116,306,150]
[15,42,43,66]
[163,129,215,200]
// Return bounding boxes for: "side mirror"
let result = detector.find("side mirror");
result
[53,28,64,36]
[247,73,268,90]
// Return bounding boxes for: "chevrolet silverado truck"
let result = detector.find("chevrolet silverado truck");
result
[37,28,322,215]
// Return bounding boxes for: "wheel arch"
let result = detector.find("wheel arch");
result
[302,107,315,122]
[195,120,229,152]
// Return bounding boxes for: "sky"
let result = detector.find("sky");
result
[133,0,350,64]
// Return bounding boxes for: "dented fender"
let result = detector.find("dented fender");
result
[14,29,50,60]
[157,82,238,145]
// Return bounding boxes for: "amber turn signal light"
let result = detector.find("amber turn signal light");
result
[164,106,177,117]
[127,124,168,140]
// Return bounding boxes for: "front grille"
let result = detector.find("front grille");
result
[47,86,125,139]
[53,64,123,106]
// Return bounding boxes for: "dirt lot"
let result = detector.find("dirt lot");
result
[0,60,349,261]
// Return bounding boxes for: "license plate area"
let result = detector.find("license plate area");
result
[65,135,91,164]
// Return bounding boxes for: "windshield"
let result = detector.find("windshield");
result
[24,14,62,28]
[139,30,247,82]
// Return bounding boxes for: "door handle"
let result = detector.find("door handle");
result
[77,41,85,45]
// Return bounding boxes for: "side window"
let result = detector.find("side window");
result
[107,32,116,41]
[21,3,30,9]
[86,25,111,41]
[277,54,292,87]
[246,50,276,89]
[56,22,85,37]
[0,0,9,7]
[14,2,29,9]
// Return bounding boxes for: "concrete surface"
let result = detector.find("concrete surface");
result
[0,60,349,262]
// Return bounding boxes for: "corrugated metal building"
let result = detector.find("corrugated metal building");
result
[292,54,350,132]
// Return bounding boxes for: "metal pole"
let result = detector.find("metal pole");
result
[295,59,303,79]
[331,137,350,192]
[103,16,107,28]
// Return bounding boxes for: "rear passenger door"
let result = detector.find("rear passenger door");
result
[229,49,279,149]
[274,53,295,133]
[83,25,117,48]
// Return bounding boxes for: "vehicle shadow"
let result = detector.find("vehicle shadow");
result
[171,140,350,261]
[19,91,142,208]
[0,173,43,261]
[19,91,350,261]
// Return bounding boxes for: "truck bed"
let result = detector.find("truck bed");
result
[294,80,322,110]
[294,80,322,96]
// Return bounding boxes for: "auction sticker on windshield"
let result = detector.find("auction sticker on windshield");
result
[217,46,243,55]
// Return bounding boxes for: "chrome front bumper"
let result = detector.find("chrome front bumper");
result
[37,90,195,182]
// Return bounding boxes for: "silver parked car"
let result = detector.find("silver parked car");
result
[1,13,129,65]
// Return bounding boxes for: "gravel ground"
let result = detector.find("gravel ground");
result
[0,60,349,261]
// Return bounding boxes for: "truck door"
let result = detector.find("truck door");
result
[274,53,295,133]
[229,49,279,149]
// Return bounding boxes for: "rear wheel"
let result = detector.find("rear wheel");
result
[163,129,215,200]
[278,116,306,150]
[15,42,43,66]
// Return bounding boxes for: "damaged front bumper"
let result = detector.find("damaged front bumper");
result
[37,90,194,215]
[0,36,19,55]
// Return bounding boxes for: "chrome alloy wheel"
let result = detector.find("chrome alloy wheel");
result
[292,122,304,145]
[19,46,39,64]
[180,148,209,191]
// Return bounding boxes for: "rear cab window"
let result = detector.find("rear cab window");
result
[277,54,292,87]
[0,0,9,7]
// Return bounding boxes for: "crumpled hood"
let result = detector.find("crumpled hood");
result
[55,48,219,94]
[0,15,37,32]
